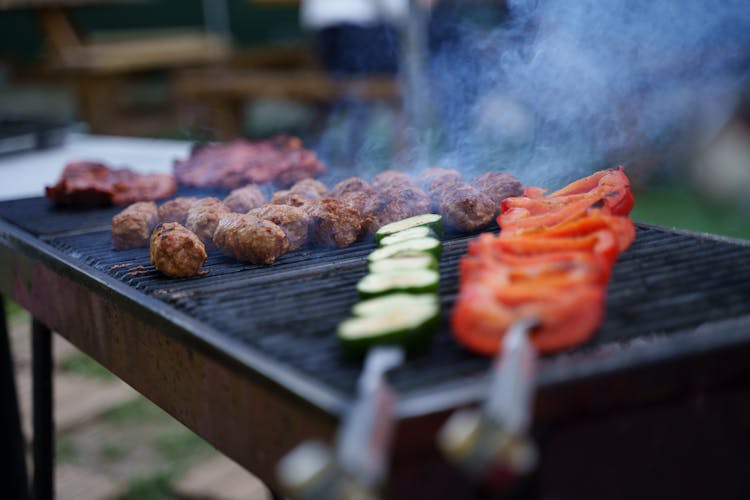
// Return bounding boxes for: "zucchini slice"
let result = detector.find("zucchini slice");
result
[368,237,442,262]
[357,269,440,298]
[378,226,436,247]
[375,214,444,242]
[338,301,440,355]
[352,293,438,317]
[368,253,438,274]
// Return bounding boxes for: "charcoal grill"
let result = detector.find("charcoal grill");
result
[2,190,750,499]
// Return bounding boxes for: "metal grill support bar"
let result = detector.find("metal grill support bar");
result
[0,296,29,500]
[32,319,54,500]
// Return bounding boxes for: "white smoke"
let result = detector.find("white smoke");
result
[425,0,750,186]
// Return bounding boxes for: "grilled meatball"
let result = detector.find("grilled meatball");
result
[371,170,415,189]
[330,177,374,199]
[330,177,377,218]
[340,190,372,215]
[438,183,496,232]
[418,167,461,190]
[213,213,289,265]
[428,178,462,212]
[112,201,159,250]
[302,198,362,248]
[150,222,207,277]
[363,185,431,234]
[290,178,328,198]
[271,189,312,207]
[224,184,266,213]
[471,172,524,206]
[185,197,231,246]
[158,197,198,225]
[248,204,311,251]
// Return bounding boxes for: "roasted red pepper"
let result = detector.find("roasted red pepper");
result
[451,166,635,356]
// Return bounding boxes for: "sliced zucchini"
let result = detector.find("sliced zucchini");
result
[357,269,439,298]
[378,226,436,247]
[352,293,438,317]
[368,237,442,262]
[368,253,438,274]
[375,214,444,242]
[338,301,440,355]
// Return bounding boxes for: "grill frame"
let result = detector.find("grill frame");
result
[2,196,750,420]
[4,198,750,498]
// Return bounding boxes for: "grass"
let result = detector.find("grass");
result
[56,434,79,463]
[99,441,131,462]
[4,298,25,320]
[153,427,214,464]
[631,184,750,240]
[100,398,172,425]
[116,471,176,500]
[59,352,116,381]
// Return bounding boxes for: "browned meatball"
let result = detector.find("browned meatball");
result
[213,213,290,265]
[330,177,374,199]
[289,178,328,198]
[224,184,266,213]
[371,170,415,189]
[150,222,207,277]
[271,190,311,207]
[158,197,198,225]
[185,197,231,246]
[302,198,362,248]
[362,185,431,234]
[471,172,523,206]
[418,167,461,190]
[438,183,496,232]
[112,201,159,250]
[340,190,372,214]
[428,178,462,212]
[247,204,311,251]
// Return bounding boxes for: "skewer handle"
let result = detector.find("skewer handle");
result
[438,318,539,483]
[277,347,404,500]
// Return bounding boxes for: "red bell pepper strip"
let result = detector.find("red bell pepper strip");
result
[545,166,634,215]
[451,166,636,356]
[451,282,605,355]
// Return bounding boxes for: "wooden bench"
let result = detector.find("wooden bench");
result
[4,2,231,135]
[174,67,400,139]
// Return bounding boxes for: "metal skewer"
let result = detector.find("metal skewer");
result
[277,346,405,500]
[437,317,539,487]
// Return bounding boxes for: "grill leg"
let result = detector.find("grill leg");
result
[32,318,54,500]
[0,297,30,500]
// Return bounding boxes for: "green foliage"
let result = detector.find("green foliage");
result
[632,185,750,240]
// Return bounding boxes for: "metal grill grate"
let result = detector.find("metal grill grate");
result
[45,222,750,399]
[0,187,229,236]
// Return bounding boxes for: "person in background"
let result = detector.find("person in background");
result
[301,0,407,75]
[299,0,408,168]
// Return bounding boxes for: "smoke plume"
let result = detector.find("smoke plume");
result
[419,0,750,186]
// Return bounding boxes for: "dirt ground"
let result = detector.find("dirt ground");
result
[8,303,270,500]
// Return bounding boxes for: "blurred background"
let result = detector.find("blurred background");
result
[1,1,749,499]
